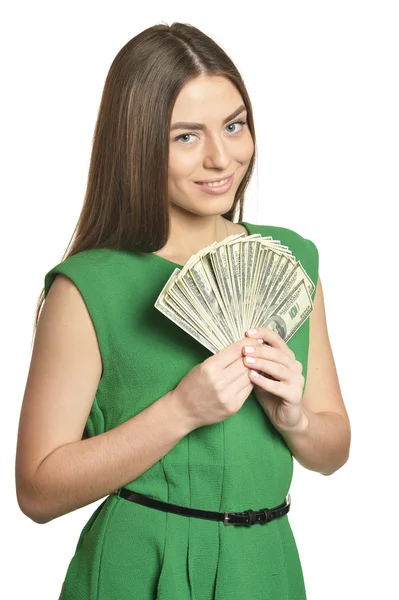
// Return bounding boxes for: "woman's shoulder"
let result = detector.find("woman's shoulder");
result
[43,247,147,299]
[45,246,147,275]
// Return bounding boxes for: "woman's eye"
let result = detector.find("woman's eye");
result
[176,120,247,144]
[177,133,195,144]
[226,120,247,133]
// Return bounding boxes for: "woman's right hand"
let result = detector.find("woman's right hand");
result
[171,337,256,430]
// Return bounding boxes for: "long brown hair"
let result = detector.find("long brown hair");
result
[32,22,257,341]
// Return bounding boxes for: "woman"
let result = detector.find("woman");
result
[15,22,351,599]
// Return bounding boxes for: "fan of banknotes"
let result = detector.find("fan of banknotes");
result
[154,232,316,355]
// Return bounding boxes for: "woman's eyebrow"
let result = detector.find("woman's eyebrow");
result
[170,104,247,131]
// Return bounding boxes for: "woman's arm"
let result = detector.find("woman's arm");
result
[21,390,192,524]
[15,274,194,525]
[274,275,351,475]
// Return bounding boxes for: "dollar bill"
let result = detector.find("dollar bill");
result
[154,235,315,353]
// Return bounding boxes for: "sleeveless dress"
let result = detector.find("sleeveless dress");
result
[43,221,319,600]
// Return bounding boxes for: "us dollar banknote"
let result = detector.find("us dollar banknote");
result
[154,234,315,354]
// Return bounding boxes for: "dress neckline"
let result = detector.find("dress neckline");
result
[149,221,252,269]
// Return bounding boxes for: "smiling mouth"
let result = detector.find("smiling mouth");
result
[195,174,233,186]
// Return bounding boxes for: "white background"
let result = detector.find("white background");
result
[3,1,398,598]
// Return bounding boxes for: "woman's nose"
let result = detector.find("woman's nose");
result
[203,136,231,166]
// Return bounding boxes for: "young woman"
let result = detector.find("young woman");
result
[15,22,351,599]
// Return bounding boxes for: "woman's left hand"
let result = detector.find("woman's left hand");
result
[242,327,307,432]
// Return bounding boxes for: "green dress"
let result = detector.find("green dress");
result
[44,221,319,600]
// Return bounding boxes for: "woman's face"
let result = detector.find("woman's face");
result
[168,75,254,218]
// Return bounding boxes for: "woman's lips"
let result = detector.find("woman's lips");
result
[193,174,234,195]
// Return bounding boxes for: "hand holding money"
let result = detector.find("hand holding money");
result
[243,327,309,433]
[170,335,257,431]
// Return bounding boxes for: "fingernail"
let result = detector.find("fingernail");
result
[247,329,257,335]
[245,356,256,363]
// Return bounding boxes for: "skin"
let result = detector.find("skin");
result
[153,74,254,263]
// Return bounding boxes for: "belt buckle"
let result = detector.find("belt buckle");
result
[224,494,291,527]
[224,509,266,527]
[224,510,250,526]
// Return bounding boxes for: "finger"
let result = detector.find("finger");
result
[243,343,292,369]
[243,356,289,382]
[212,336,261,369]
[246,327,295,359]
[248,368,283,392]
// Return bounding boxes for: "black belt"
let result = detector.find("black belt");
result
[113,487,291,527]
